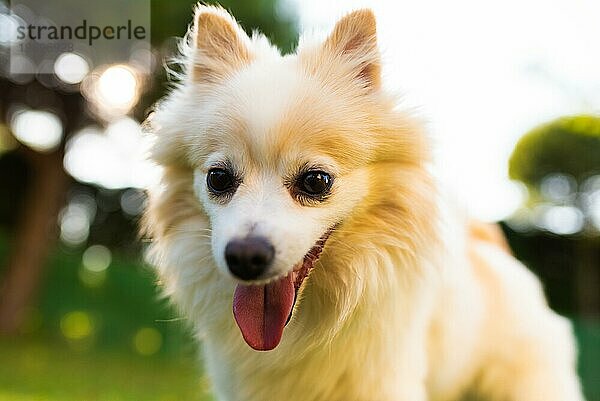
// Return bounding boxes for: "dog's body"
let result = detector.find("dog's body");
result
[143,6,584,400]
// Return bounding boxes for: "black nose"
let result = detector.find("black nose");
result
[225,237,275,281]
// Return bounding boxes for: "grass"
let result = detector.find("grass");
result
[0,338,213,401]
[1,324,597,401]
[0,232,213,401]
[0,231,598,400]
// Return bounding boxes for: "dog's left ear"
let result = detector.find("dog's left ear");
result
[319,9,381,91]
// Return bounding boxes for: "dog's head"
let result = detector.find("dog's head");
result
[145,5,432,351]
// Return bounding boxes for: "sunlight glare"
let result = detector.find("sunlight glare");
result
[54,52,90,84]
[10,109,63,152]
[96,64,139,113]
[64,120,161,189]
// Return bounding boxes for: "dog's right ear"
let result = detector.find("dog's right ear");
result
[191,5,252,83]
[299,9,380,93]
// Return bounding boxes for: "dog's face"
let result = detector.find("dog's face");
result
[182,8,382,284]
[192,61,371,284]
[147,6,429,351]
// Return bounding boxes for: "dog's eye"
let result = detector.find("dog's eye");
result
[299,171,332,196]
[207,168,235,194]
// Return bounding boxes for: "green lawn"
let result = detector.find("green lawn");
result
[0,232,598,400]
[0,339,212,401]
[1,324,597,401]
[0,234,213,401]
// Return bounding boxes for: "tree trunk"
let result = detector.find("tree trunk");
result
[0,148,69,335]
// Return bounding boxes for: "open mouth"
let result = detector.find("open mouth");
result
[232,228,335,351]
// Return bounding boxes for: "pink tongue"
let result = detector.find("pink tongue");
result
[233,274,295,351]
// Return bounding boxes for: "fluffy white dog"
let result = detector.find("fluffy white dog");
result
[143,5,585,400]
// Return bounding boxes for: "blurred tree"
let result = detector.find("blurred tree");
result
[151,0,296,51]
[0,0,297,335]
[0,80,86,333]
[508,115,600,317]
[509,115,600,191]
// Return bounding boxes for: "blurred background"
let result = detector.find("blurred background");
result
[0,0,598,400]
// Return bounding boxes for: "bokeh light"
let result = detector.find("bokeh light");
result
[60,206,90,246]
[582,175,600,231]
[59,194,96,246]
[10,109,63,152]
[54,52,90,85]
[64,120,161,189]
[120,188,147,216]
[95,64,139,115]
[132,327,162,356]
[537,205,585,235]
[588,194,600,231]
[60,311,94,340]
[78,245,112,288]
[0,12,21,45]
[540,174,577,203]
[82,245,112,273]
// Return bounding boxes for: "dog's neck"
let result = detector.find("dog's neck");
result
[200,234,440,401]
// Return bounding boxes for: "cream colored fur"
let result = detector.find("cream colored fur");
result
[143,5,584,400]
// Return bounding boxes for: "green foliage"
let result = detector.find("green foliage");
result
[574,319,600,401]
[151,0,298,52]
[509,115,600,188]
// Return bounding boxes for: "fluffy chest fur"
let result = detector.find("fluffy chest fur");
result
[163,224,441,401]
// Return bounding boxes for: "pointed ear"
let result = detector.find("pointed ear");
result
[323,9,381,91]
[191,5,252,83]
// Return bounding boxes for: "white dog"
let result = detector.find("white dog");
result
[143,5,585,400]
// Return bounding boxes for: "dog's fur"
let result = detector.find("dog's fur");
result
[143,5,584,400]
